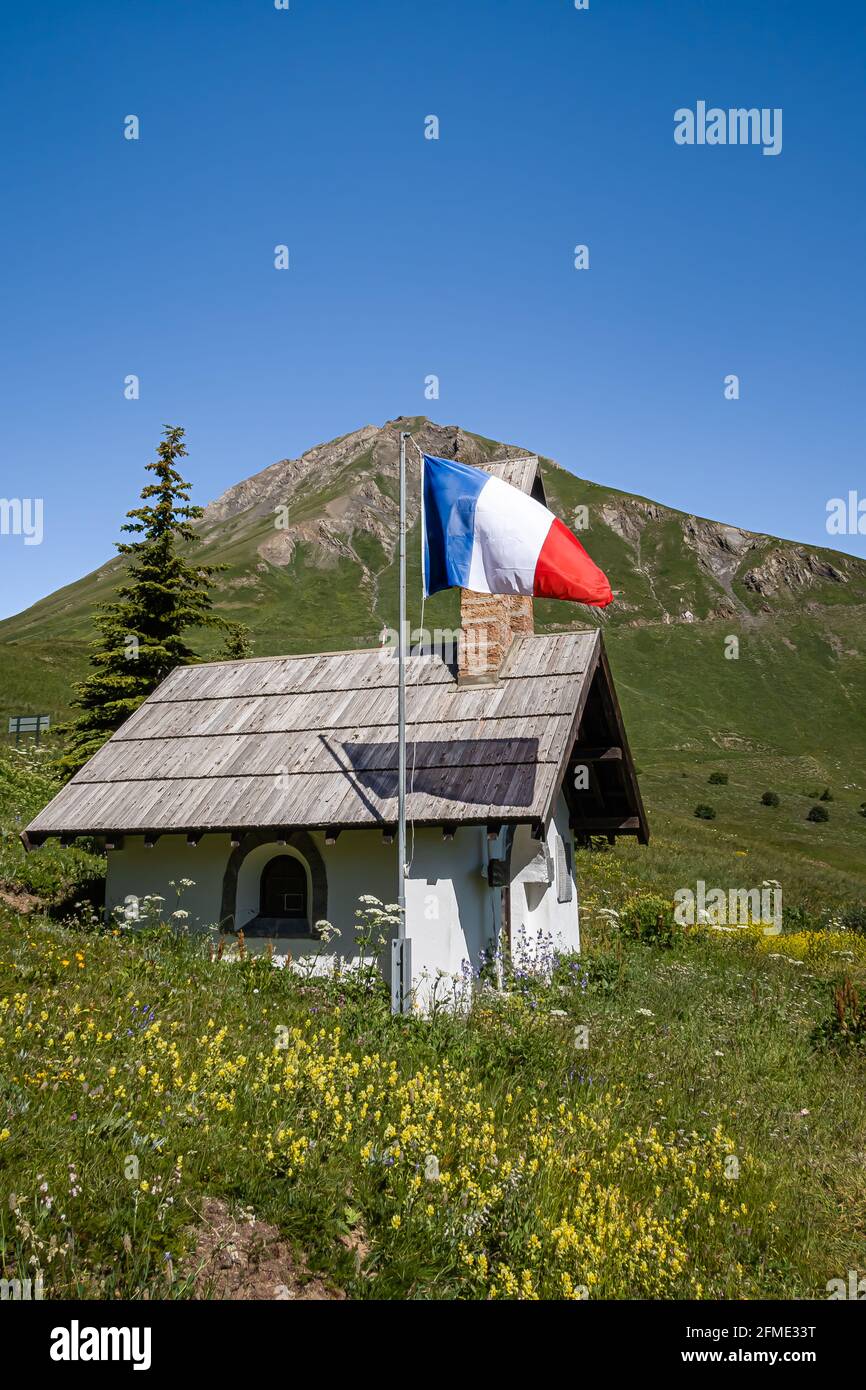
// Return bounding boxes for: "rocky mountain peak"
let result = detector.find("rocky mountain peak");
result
[188,417,863,622]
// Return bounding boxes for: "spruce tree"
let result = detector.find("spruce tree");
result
[60,426,225,775]
[220,622,254,661]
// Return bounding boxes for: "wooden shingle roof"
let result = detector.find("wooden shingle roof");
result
[23,630,652,841]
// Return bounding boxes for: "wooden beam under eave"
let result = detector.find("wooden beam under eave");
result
[19,831,46,853]
[569,746,623,763]
[569,816,641,834]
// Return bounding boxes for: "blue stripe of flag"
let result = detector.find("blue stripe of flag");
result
[422,453,489,596]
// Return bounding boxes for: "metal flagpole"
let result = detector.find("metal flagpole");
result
[391,429,411,1014]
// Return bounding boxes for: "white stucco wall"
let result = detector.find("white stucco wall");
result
[509,793,580,970]
[105,833,230,933]
[104,804,578,1009]
[404,824,494,1010]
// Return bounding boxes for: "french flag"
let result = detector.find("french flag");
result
[422,453,613,606]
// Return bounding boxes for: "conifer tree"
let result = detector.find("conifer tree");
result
[60,426,225,774]
[220,622,254,661]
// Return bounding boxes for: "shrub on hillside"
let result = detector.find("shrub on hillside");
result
[840,905,866,936]
[708,772,728,785]
[0,745,104,905]
[807,804,829,823]
[619,892,675,947]
[782,903,823,934]
[3,836,104,907]
[812,977,866,1054]
[761,791,780,807]
[694,804,716,820]
[819,788,833,802]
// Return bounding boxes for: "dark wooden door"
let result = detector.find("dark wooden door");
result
[260,855,308,923]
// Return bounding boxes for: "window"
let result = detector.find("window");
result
[260,855,308,923]
[556,835,574,904]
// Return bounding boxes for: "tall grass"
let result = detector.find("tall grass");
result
[1,903,864,1300]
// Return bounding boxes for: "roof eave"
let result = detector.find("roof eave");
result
[22,811,553,847]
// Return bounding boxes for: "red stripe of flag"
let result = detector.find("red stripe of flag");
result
[533,517,613,606]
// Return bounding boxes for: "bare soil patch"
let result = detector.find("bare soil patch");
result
[0,887,43,915]
[187,1197,344,1301]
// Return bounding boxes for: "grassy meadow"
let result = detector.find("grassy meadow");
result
[1,744,865,1300]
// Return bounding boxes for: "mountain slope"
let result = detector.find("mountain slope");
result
[2,417,865,901]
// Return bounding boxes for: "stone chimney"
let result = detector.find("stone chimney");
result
[457,457,544,684]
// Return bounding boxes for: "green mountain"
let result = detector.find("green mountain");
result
[3,416,865,903]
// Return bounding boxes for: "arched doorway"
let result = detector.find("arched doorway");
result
[220,830,327,938]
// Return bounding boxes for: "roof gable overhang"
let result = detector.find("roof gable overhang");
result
[556,641,649,845]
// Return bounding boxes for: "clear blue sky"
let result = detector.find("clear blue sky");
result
[2,0,864,621]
